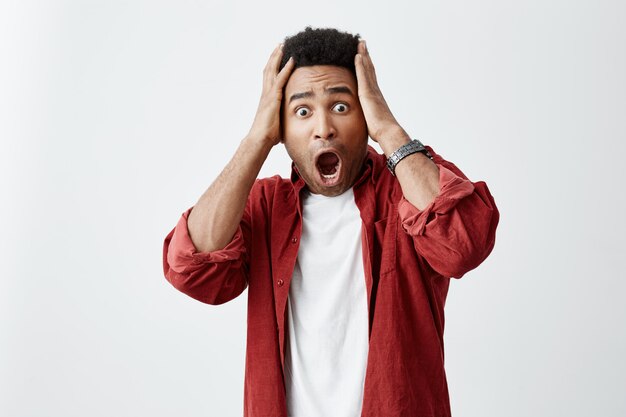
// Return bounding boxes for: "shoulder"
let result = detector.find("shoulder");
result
[251,175,291,191]
[249,175,294,204]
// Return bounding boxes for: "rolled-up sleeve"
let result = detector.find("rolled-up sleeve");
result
[162,207,249,305]
[398,158,499,279]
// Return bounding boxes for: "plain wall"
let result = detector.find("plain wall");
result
[2,0,625,416]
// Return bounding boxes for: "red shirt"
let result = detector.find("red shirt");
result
[163,146,499,417]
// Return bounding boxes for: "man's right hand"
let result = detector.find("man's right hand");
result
[247,44,295,146]
[187,44,295,253]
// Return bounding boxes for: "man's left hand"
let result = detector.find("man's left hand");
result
[354,40,408,148]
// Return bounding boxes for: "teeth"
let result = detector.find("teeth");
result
[321,163,340,179]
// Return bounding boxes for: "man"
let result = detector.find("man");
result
[163,27,499,417]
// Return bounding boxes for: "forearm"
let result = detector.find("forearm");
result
[378,126,440,210]
[188,135,272,252]
[187,43,295,252]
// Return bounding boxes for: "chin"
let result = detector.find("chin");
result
[315,185,349,197]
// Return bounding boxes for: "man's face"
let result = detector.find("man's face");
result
[281,65,369,197]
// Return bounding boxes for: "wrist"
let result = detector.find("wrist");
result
[243,131,278,149]
[376,125,411,156]
[386,139,433,176]
[241,134,276,157]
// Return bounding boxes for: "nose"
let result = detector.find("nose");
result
[313,112,336,140]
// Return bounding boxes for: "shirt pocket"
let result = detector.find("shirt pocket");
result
[373,210,398,276]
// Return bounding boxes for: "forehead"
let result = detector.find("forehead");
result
[284,65,357,96]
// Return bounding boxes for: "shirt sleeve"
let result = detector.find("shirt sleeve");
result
[398,151,499,279]
[162,206,249,305]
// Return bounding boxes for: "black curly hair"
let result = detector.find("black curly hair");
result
[279,27,361,76]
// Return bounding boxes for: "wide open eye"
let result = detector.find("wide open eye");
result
[332,103,348,113]
[295,107,310,117]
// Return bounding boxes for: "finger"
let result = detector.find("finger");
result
[359,51,379,90]
[358,40,367,56]
[275,56,295,88]
[355,54,368,91]
[359,39,374,70]
[360,46,376,77]
[268,43,285,77]
[355,53,378,95]
[356,41,371,75]
[263,44,281,72]
[263,44,283,83]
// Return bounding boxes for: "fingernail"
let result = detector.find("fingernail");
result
[362,40,367,50]
[279,43,284,49]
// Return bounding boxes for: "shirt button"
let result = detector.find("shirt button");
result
[291,237,298,244]
[277,279,284,287]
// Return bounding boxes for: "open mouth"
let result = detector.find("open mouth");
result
[315,151,342,185]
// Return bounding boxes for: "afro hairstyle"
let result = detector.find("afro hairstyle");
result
[279,27,361,76]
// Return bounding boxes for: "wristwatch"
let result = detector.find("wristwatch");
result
[386,139,433,176]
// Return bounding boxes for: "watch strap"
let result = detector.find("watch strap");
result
[386,139,433,176]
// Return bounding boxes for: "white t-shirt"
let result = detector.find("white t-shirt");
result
[284,188,369,417]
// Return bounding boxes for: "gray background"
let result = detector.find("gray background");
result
[2,0,625,416]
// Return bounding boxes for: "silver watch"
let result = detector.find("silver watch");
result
[386,139,433,176]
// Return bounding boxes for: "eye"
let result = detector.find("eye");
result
[332,103,348,113]
[295,107,310,117]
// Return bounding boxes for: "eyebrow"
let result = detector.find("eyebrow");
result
[288,86,354,104]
